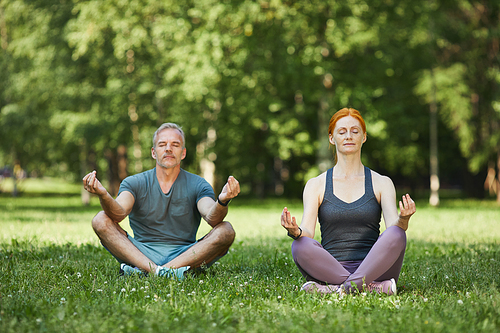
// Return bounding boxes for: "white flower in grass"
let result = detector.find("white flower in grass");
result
[131,288,136,292]
[277,296,282,299]
[97,289,103,292]
[199,280,204,284]
[239,303,244,307]
[208,303,212,306]
[77,272,82,278]
[60,298,66,304]
[121,288,126,292]
[36,318,42,324]
[457,300,463,304]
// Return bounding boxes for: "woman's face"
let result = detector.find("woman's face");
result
[329,115,367,154]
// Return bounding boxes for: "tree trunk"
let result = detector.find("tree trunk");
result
[429,69,440,206]
[197,127,217,189]
[497,150,500,205]
[105,148,120,197]
[317,94,333,172]
[80,140,90,206]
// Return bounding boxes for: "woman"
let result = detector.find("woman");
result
[281,108,416,295]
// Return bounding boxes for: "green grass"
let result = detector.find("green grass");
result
[0,194,499,332]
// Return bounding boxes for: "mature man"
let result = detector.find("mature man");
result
[82,123,239,279]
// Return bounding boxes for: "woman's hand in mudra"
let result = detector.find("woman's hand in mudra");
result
[281,207,300,237]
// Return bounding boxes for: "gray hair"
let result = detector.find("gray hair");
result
[152,123,185,148]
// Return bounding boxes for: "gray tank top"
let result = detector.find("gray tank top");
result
[318,166,381,261]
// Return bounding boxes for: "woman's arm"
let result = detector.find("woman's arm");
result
[377,174,416,231]
[281,175,323,239]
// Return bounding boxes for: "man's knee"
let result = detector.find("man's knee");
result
[214,221,236,246]
[91,211,114,236]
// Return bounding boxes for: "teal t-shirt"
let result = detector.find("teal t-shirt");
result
[118,168,215,245]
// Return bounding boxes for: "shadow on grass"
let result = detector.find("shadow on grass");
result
[0,195,102,214]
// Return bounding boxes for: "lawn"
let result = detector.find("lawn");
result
[0,189,499,332]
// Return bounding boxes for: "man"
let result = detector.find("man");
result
[82,123,239,279]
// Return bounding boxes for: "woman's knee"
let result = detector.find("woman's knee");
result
[291,237,320,260]
[384,225,407,249]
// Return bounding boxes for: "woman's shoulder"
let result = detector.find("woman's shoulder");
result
[304,170,328,193]
[303,170,328,206]
[369,169,395,193]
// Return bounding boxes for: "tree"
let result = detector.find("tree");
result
[415,0,500,203]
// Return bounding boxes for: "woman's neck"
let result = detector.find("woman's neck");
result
[333,155,364,178]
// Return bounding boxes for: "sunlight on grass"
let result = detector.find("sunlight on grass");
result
[0,177,81,195]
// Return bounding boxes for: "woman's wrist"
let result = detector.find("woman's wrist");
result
[396,217,409,231]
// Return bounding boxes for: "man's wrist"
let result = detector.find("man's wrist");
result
[217,195,231,207]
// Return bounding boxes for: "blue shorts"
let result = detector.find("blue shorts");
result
[109,234,224,270]
[127,235,197,266]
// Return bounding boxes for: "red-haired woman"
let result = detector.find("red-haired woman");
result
[281,108,416,295]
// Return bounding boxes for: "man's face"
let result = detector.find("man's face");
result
[151,128,186,169]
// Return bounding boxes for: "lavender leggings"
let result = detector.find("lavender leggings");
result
[291,225,406,292]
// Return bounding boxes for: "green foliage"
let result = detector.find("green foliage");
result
[1,0,498,196]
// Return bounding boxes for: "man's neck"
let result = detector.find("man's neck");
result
[156,165,181,194]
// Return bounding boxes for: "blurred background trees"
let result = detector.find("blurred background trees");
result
[1,0,498,203]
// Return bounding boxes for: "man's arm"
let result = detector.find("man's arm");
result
[197,176,240,227]
[83,170,134,222]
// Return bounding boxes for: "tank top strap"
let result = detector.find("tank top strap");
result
[324,167,334,200]
[364,166,374,196]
